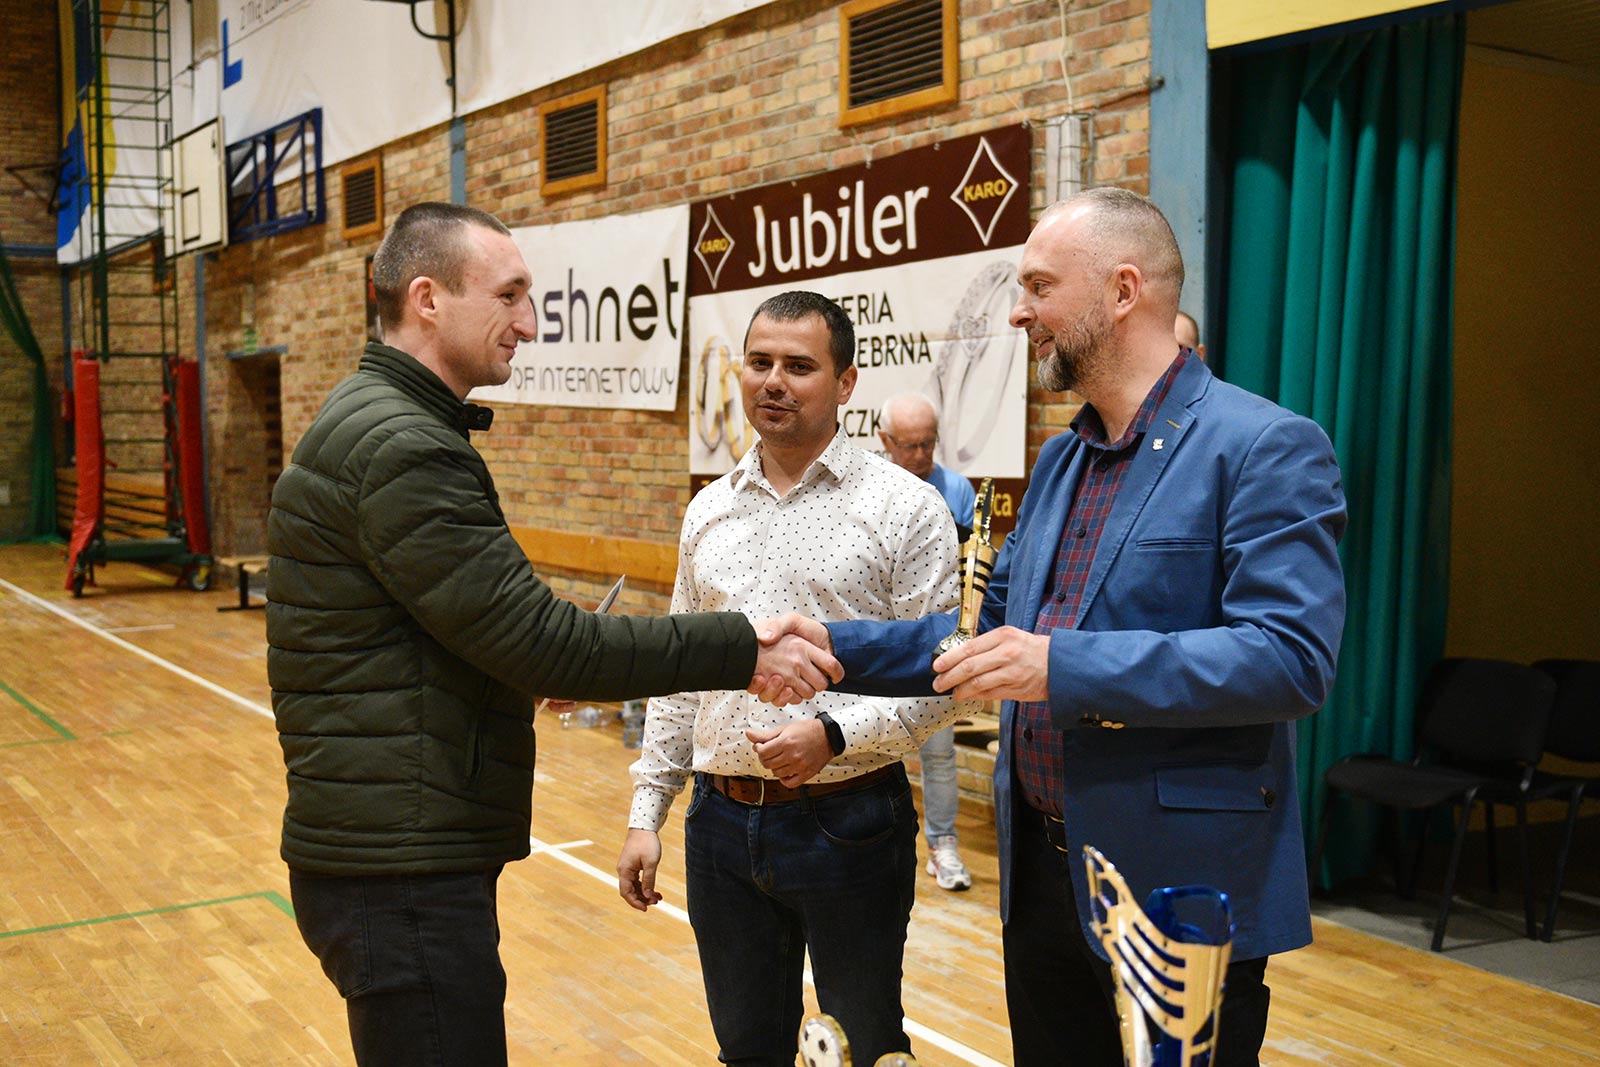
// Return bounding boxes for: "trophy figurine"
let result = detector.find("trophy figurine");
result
[799,1013,920,1067]
[1084,846,1234,1067]
[933,477,998,668]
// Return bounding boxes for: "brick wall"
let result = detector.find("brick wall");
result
[175,0,1151,608]
[2,0,1154,588]
[0,0,62,540]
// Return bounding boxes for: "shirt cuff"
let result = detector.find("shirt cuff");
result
[627,787,673,833]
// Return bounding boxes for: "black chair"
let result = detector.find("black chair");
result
[1529,660,1600,941]
[1310,658,1556,951]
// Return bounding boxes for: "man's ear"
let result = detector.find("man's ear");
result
[1108,263,1143,322]
[409,275,439,326]
[836,364,859,405]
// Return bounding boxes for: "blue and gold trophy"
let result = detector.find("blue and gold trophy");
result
[1084,846,1235,1067]
[933,477,998,668]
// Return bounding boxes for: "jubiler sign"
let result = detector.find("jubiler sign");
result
[687,125,1031,477]
[471,205,688,411]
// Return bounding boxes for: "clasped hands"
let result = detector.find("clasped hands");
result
[749,614,1051,704]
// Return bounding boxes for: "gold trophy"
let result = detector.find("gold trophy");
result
[933,477,998,667]
[1084,846,1234,1067]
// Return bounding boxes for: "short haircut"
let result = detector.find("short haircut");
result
[1175,310,1200,343]
[879,393,936,436]
[1046,187,1185,302]
[742,291,856,375]
[372,202,512,333]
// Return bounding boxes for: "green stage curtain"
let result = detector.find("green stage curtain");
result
[1219,16,1464,883]
[0,240,57,542]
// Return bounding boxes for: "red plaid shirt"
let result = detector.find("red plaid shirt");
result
[1013,351,1188,817]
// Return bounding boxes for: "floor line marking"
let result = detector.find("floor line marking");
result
[527,838,591,855]
[528,834,1007,1067]
[105,623,177,634]
[0,676,76,739]
[0,891,293,940]
[0,578,273,720]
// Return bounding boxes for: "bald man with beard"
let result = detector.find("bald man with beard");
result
[767,188,1347,1067]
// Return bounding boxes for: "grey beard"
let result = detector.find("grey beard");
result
[1038,349,1072,392]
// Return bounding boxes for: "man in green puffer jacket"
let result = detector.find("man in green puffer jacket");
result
[266,202,839,1067]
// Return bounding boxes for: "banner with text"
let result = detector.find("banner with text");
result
[687,126,1032,477]
[470,205,689,412]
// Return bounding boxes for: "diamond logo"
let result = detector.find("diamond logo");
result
[693,205,736,289]
[948,135,1020,247]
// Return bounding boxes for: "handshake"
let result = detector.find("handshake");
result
[747,613,837,706]
[747,613,1052,707]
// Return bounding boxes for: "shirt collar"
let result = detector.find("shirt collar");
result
[1071,349,1189,452]
[730,425,855,494]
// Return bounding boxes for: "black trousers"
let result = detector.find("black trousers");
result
[1004,808,1271,1067]
[289,866,507,1067]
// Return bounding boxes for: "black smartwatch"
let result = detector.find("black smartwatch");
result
[817,712,846,756]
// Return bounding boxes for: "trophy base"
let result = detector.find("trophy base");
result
[933,629,971,669]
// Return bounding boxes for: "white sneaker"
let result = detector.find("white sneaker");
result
[926,835,972,891]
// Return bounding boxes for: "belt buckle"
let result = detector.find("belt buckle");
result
[757,778,767,806]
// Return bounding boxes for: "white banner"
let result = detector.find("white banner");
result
[456,1,775,118]
[214,0,448,169]
[191,0,776,170]
[471,206,690,412]
[687,247,1028,477]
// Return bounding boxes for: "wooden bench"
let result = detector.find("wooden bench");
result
[216,555,270,611]
[56,467,171,540]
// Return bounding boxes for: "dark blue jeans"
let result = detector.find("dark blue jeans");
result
[288,866,507,1067]
[1004,807,1271,1067]
[684,767,919,1067]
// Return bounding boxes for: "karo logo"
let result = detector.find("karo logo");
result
[948,135,1020,247]
[693,205,735,289]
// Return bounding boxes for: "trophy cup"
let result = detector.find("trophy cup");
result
[933,477,998,668]
[799,1013,920,1067]
[1084,846,1234,1067]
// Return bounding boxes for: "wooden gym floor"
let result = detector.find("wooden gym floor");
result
[0,541,1595,1066]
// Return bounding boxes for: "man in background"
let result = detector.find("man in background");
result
[267,202,838,1067]
[1176,309,1207,361]
[618,292,960,1065]
[879,393,976,892]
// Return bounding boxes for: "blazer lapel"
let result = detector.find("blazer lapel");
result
[1074,358,1210,621]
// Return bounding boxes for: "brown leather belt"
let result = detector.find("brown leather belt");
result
[707,764,897,806]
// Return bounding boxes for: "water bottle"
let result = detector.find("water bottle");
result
[620,699,646,749]
[560,705,607,729]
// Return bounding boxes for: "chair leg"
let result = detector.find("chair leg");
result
[1542,783,1588,942]
[1431,794,1478,952]
[1515,798,1536,939]
[1401,809,1428,900]
[1484,801,1499,894]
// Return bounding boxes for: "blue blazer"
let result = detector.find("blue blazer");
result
[829,356,1346,961]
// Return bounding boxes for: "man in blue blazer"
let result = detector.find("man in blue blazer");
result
[765,188,1346,1066]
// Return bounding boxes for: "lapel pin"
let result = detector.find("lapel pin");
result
[1152,438,1164,451]
[1166,419,1181,430]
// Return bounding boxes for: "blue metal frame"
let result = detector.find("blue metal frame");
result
[226,108,325,243]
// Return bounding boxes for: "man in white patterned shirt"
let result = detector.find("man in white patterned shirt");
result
[616,291,961,1066]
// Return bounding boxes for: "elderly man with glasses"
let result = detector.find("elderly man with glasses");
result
[879,393,977,891]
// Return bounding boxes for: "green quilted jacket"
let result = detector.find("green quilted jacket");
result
[266,343,755,875]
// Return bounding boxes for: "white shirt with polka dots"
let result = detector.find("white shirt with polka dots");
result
[627,427,963,832]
